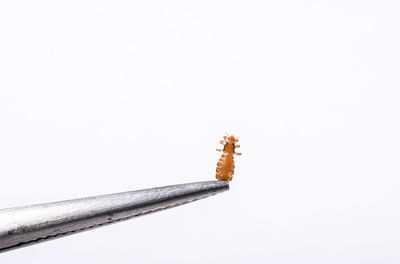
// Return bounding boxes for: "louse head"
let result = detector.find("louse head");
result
[228,135,239,143]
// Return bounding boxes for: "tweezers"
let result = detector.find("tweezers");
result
[0,180,229,253]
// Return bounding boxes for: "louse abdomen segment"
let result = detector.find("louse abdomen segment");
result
[216,154,235,181]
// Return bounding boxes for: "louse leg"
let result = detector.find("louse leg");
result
[216,149,223,151]
[235,144,240,148]
[235,152,242,155]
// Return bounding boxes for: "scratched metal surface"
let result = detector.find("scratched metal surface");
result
[0,180,229,252]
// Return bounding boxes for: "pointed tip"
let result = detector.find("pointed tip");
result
[171,180,229,197]
[143,180,229,205]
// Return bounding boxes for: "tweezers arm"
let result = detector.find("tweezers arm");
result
[0,180,229,253]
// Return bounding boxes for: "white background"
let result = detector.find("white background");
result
[1,0,400,263]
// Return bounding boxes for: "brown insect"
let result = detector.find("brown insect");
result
[216,135,241,181]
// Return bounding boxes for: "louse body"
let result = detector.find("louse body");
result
[216,135,241,181]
